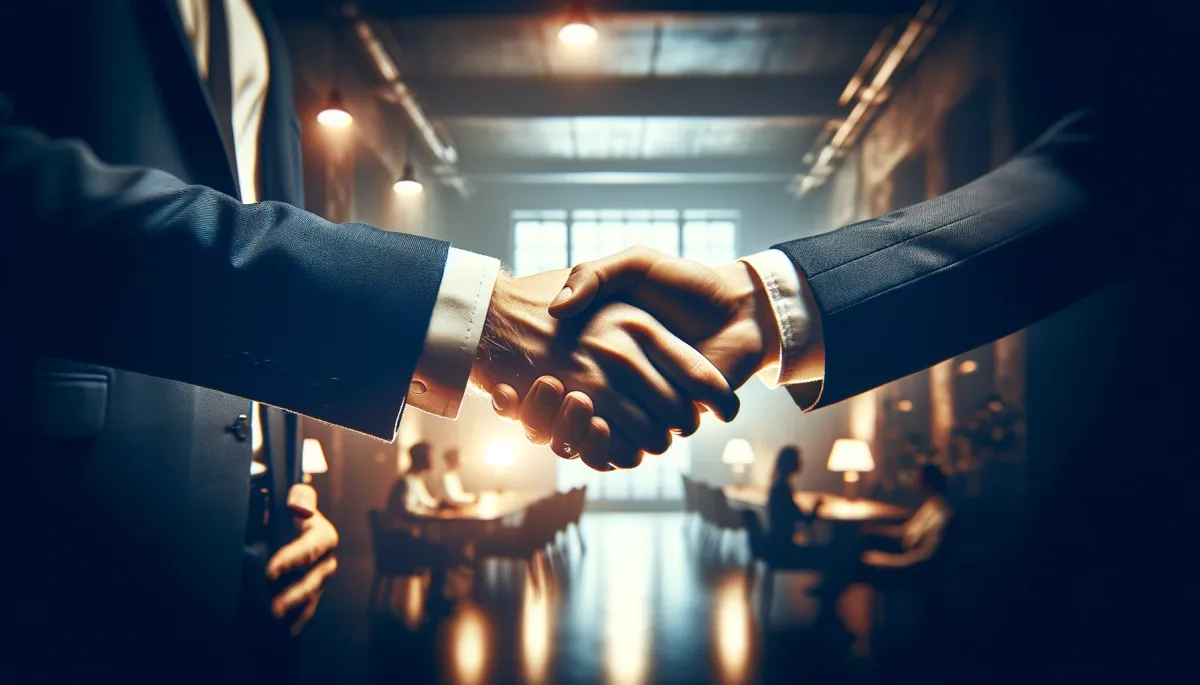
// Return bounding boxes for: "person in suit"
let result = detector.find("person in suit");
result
[0,1,738,679]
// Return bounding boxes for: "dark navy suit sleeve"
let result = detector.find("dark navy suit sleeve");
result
[1,98,447,440]
[772,110,1126,410]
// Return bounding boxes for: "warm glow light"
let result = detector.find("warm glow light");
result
[452,605,489,685]
[558,21,597,46]
[897,399,914,412]
[721,439,755,474]
[250,461,267,477]
[522,566,553,684]
[827,438,875,480]
[484,441,516,469]
[393,179,423,196]
[958,359,979,374]
[713,574,751,684]
[302,438,328,474]
[393,161,424,196]
[402,577,425,629]
[316,107,353,129]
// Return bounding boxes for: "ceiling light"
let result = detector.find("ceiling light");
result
[316,89,352,129]
[393,162,423,196]
[558,2,597,46]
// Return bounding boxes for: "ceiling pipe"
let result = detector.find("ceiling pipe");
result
[346,5,469,197]
[792,0,952,196]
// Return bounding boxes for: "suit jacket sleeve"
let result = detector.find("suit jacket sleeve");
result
[773,110,1124,410]
[1,96,446,440]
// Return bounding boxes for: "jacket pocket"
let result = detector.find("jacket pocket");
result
[29,360,111,439]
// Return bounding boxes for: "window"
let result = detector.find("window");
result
[512,209,740,502]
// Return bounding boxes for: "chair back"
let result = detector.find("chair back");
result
[741,510,766,559]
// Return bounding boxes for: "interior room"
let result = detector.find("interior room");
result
[278,0,1037,682]
[7,0,1190,683]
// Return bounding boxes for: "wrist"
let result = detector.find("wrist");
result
[717,261,781,377]
[469,272,557,396]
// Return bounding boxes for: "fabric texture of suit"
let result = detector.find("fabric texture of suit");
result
[1,1,448,678]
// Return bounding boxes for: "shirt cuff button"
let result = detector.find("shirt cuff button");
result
[410,380,427,395]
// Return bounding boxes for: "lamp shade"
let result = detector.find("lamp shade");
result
[826,438,874,473]
[392,162,423,196]
[721,438,755,466]
[302,438,328,475]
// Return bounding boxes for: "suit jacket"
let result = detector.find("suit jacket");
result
[1,1,447,678]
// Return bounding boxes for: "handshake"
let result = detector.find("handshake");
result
[467,246,821,472]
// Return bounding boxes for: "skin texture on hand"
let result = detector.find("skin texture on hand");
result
[472,269,739,469]
[550,247,782,390]
[265,483,339,636]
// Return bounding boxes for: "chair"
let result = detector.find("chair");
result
[474,496,560,588]
[742,509,824,622]
[367,510,453,613]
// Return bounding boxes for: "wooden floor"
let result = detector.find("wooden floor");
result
[297,512,954,685]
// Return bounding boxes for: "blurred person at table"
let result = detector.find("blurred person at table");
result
[859,464,952,572]
[386,441,441,516]
[767,446,823,552]
[440,447,478,505]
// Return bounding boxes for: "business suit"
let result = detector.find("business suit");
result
[1,1,446,678]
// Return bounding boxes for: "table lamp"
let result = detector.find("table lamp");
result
[301,438,328,484]
[827,438,874,498]
[722,438,755,486]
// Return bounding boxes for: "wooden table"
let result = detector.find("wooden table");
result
[724,485,911,523]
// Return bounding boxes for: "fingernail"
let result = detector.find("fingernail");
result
[492,392,509,413]
[534,382,558,407]
[550,286,572,308]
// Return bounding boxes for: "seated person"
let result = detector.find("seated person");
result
[386,441,442,517]
[860,463,953,572]
[766,446,824,560]
[440,448,478,505]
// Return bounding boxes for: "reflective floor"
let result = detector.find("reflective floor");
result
[298,513,942,685]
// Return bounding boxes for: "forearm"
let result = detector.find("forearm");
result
[3,117,447,438]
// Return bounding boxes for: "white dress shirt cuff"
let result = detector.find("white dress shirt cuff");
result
[406,248,501,419]
[739,249,826,388]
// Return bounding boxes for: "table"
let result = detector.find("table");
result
[723,485,911,523]
[403,489,545,523]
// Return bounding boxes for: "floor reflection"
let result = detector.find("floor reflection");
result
[712,573,752,685]
[302,512,928,685]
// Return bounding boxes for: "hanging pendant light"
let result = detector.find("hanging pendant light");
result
[316,88,353,129]
[558,1,598,46]
[393,161,423,196]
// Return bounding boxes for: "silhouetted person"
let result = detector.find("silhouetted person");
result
[860,464,953,574]
[767,446,824,560]
[440,448,478,505]
[387,442,440,517]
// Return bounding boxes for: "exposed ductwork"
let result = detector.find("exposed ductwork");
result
[346,5,469,197]
[792,0,953,196]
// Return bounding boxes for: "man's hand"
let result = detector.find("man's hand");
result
[265,484,339,636]
[472,268,740,470]
[548,246,783,390]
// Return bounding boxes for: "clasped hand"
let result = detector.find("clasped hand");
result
[471,247,783,471]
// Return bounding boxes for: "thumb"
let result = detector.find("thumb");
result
[287,483,317,519]
[548,246,660,318]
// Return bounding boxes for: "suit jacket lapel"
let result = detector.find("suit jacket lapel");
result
[134,0,241,199]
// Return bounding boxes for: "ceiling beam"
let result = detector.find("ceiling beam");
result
[404,75,848,118]
[459,157,804,175]
[277,1,917,19]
